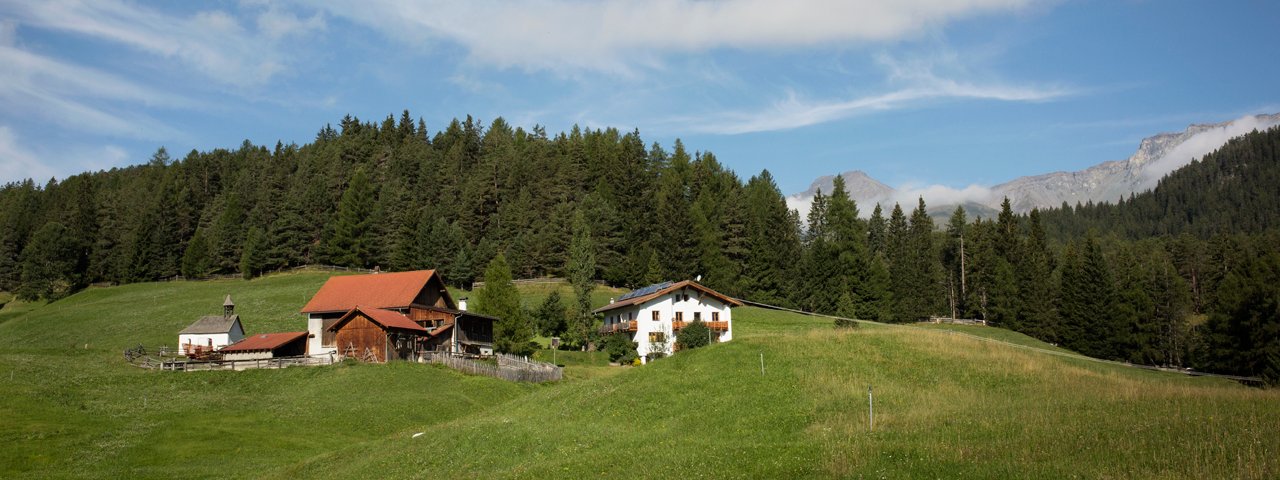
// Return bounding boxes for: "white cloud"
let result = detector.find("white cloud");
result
[0,44,187,139]
[1140,114,1280,184]
[673,53,1071,135]
[256,6,326,40]
[311,0,1041,74]
[2,0,309,87]
[0,126,57,183]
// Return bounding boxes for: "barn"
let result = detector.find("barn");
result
[327,306,430,363]
[301,270,497,358]
[220,331,308,361]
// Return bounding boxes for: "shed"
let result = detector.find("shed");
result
[220,331,308,361]
[328,306,429,363]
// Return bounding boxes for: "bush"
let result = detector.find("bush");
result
[676,320,711,350]
[601,333,638,364]
[834,318,860,329]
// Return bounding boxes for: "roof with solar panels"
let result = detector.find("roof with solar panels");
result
[592,280,743,314]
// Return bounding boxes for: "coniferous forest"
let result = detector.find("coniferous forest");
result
[2,112,1278,382]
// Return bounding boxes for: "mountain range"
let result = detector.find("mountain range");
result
[787,113,1280,218]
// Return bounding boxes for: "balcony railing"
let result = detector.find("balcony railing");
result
[672,321,729,332]
[599,320,637,334]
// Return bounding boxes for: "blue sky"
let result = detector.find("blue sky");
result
[1,0,1277,194]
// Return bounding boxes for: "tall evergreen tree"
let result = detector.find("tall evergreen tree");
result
[475,252,533,356]
[328,168,380,268]
[565,210,598,348]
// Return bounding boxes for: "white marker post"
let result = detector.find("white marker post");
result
[868,385,874,432]
[759,353,765,376]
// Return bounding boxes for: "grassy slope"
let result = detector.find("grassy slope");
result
[0,272,531,479]
[1,275,1277,478]
[281,310,1279,479]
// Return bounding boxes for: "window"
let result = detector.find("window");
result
[693,312,702,322]
[712,312,720,322]
[649,332,666,343]
[628,311,635,321]
[675,312,684,322]
[652,310,660,321]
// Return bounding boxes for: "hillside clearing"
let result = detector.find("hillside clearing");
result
[0,274,1275,478]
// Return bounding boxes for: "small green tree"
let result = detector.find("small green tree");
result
[676,320,712,350]
[17,222,84,301]
[533,291,568,337]
[475,253,534,356]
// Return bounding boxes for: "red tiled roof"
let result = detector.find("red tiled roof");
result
[221,331,306,352]
[300,270,451,314]
[328,306,429,333]
[593,280,743,314]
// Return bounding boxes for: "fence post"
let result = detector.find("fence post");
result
[868,385,874,432]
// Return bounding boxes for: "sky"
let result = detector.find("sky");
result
[1,0,1278,194]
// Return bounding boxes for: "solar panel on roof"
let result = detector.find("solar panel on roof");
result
[618,281,672,301]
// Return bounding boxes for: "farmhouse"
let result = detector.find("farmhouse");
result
[178,295,245,356]
[595,280,742,363]
[300,270,496,360]
[220,331,307,361]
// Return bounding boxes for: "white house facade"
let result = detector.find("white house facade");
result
[595,281,742,364]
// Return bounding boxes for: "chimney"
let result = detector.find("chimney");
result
[223,295,235,318]
[609,298,615,304]
[458,298,468,311]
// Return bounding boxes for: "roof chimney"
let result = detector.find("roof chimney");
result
[223,295,235,318]
[609,297,615,304]
[458,298,468,311]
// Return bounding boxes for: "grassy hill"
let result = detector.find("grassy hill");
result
[1,272,1277,479]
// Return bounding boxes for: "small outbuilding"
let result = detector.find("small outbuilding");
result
[220,331,308,361]
[327,306,430,363]
[179,295,245,356]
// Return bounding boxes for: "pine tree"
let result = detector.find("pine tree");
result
[475,253,534,355]
[328,168,380,268]
[17,222,84,300]
[533,291,568,337]
[181,229,211,278]
[565,210,598,349]
[239,227,266,279]
[867,203,887,257]
[1058,234,1119,359]
[942,205,968,318]
[1016,209,1058,341]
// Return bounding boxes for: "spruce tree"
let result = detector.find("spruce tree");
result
[328,168,379,268]
[565,210,598,348]
[17,222,84,301]
[475,252,533,355]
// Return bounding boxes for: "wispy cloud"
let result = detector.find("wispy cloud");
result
[0,44,189,139]
[310,0,1042,75]
[2,0,321,88]
[0,126,57,182]
[673,53,1073,135]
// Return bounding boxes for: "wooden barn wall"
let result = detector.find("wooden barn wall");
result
[412,276,451,308]
[409,308,454,328]
[334,314,387,362]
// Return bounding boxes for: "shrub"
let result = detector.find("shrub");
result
[676,320,711,350]
[601,333,638,364]
[834,318,860,329]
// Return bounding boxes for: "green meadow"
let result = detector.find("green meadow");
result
[1,271,1276,478]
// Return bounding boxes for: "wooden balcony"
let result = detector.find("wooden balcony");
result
[672,321,729,332]
[599,320,637,334]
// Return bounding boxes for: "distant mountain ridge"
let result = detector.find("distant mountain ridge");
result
[787,113,1280,217]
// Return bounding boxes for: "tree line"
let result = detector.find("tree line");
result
[1,112,1275,382]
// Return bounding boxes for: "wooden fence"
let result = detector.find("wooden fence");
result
[125,345,335,372]
[421,352,563,383]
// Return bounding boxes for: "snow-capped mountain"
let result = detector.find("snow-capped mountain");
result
[787,113,1280,217]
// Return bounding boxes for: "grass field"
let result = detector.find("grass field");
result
[1,272,1277,478]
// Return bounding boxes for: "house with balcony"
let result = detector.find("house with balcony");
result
[594,280,742,363]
